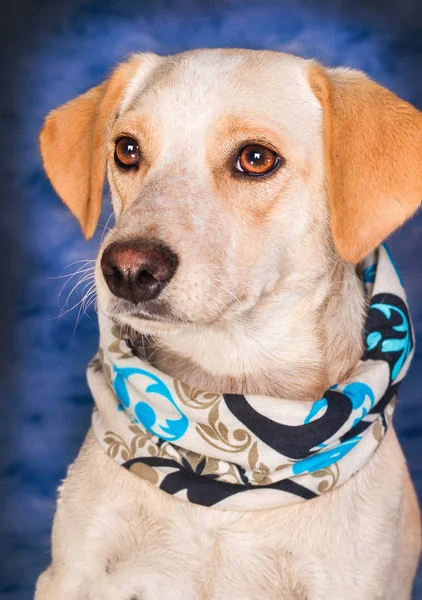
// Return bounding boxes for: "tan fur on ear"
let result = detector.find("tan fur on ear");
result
[39,56,143,238]
[309,64,422,263]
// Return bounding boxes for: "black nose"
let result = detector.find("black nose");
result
[101,240,179,303]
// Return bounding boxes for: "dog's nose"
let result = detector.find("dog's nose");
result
[101,240,178,303]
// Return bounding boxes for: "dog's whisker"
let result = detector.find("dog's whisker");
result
[81,284,97,306]
[80,279,97,297]
[55,266,96,328]
[59,273,96,312]
[55,259,95,278]
[61,258,95,271]
[55,295,92,320]
[55,266,95,298]
[70,286,98,337]
[211,280,243,307]
[56,266,95,304]
[53,267,95,281]
[204,294,227,321]
[100,212,115,244]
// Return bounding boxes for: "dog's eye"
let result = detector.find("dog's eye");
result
[236,144,280,176]
[114,136,141,169]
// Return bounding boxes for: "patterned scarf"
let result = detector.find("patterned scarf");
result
[89,244,414,510]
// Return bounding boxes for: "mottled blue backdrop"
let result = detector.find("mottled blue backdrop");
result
[0,0,421,598]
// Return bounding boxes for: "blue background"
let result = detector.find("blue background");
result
[0,0,421,597]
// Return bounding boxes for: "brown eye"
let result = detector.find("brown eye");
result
[114,136,141,169]
[236,144,280,176]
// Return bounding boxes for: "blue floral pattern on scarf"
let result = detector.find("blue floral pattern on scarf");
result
[366,303,412,381]
[291,436,361,475]
[364,293,413,382]
[113,365,189,441]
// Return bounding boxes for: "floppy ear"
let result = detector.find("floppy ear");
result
[309,64,422,263]
[39,56,143,239]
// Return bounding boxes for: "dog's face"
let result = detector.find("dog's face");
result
[99,51,328,331]
[40,50,422,338]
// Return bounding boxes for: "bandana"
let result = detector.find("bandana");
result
[89,244,414,511]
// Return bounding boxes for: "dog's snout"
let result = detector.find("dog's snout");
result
[101,240,178,303]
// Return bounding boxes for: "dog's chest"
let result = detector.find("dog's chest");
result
[50,432,404,600]
[75,503,313,600]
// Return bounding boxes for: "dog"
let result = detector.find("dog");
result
[35,49,421,599]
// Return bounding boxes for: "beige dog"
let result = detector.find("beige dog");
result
[36,49,421,599]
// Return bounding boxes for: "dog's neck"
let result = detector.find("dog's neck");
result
[133,260,366,401]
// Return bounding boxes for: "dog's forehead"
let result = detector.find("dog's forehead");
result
[119,50,322,139]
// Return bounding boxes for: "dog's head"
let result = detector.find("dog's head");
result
[40,50,422,337]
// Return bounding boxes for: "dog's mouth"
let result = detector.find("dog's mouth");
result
[107,297,192,325]
[104,293,242,333]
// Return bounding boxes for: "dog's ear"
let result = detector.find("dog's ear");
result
[309,64,422,263]
[39,56,143,239]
